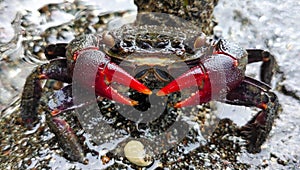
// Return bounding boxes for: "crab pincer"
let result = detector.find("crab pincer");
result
[157,39,247,108]
[156,65,212,108]
[73,48,152,106]
[94,56,152,106]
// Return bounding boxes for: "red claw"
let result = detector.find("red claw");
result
[95,62,152,106]
[157,65,212,108]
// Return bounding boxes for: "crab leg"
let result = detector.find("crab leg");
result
[44,43,68,60]
[47,115,88,164]
[246,49,277,84]
[224,76,279,153]
[21,58,71,126]
[40,85,88,163]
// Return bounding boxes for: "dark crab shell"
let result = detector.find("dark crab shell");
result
[104,24,209,65]
[98,24,248,80]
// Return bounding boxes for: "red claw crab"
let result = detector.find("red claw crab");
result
[21,18,279,163]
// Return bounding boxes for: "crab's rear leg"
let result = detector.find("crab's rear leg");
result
[44,43,68,60]
[45,85,88,164]
[21,43,69,125]
[21,58,71,126]
[247,49,277,84]
[224,76,279,153]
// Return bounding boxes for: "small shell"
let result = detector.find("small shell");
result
[124,140,153,167]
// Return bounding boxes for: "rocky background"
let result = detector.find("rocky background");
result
[0,0,299,169]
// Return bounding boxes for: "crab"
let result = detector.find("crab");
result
[20,21,279,163]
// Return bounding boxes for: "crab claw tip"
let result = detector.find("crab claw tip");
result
[174,102,182,108]
[131,100,139,106]
[156,90,167,96]
[141,88,152,95]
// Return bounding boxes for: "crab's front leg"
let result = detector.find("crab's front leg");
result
[225,77,279,153]
[21,58,71,126]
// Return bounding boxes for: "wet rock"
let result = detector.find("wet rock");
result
[134,0,218,35]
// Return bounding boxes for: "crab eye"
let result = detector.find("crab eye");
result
[139,42,152,49]
[193,33,207,49]
[135,68,149,79]
[156,41,169,48]
[102,31,115,48]
[154,68,171,82]
[121,39,133,48]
